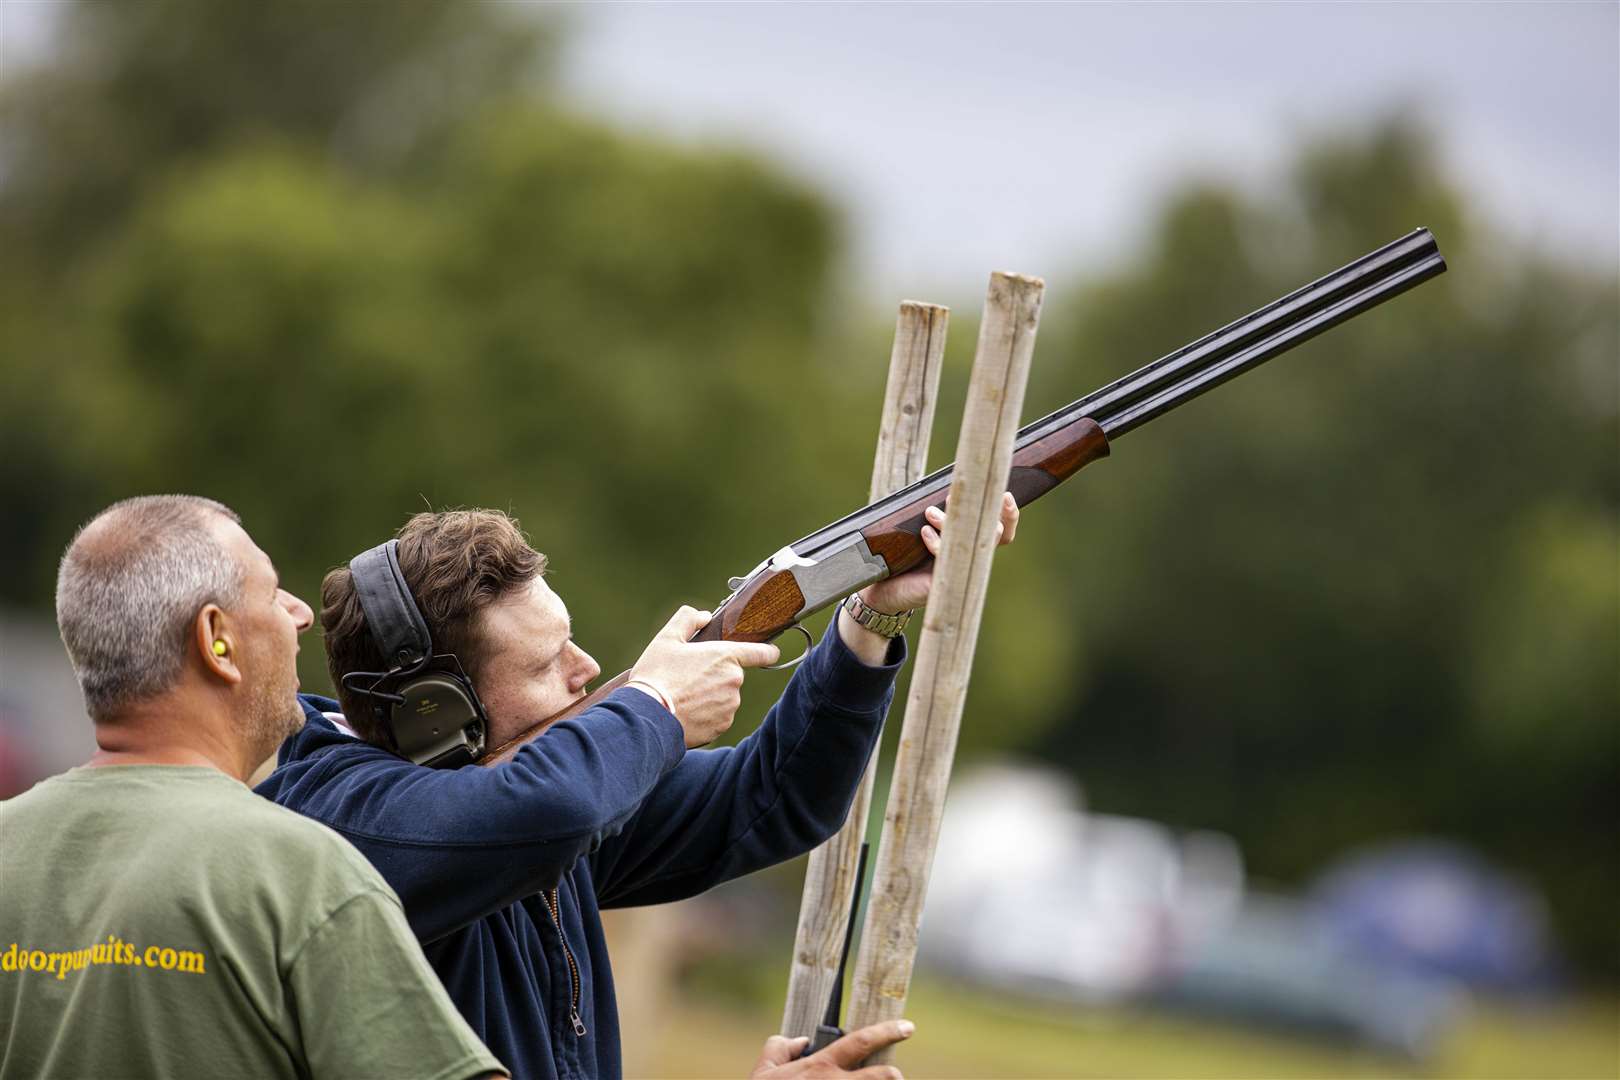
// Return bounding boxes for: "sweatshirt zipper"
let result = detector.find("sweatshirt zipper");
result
[543,887,588,1037]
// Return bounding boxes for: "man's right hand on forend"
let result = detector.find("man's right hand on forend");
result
[629,606,779,748]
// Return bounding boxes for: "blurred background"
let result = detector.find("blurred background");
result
[1,2,1615,1076]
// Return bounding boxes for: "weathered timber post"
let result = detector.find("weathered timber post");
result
[846,272,1044,1061]
[781,301,949,1040]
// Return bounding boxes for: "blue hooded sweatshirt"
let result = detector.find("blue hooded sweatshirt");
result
[256,623,901,1080]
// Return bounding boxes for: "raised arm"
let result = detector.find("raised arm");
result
[587,494,1022,906]
[589,620,903,908]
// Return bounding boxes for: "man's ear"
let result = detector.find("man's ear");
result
[196,604,242,686]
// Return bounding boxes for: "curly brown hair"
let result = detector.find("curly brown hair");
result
[322,509,546,743]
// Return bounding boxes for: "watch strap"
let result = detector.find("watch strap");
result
[843,593,914,639]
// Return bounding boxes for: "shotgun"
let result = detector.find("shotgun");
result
[480,228,1446,766]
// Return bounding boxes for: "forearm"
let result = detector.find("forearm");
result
[594,621,903,905]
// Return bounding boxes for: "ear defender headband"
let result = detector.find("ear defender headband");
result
[342,539,487,769]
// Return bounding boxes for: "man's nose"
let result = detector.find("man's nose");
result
[573,647,601,691]
[282,590,315,633]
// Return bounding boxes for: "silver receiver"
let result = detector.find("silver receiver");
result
[726,537,891,622]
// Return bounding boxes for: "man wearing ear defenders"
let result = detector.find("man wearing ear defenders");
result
[257,500,1017,1080]
[2,497,506,1080]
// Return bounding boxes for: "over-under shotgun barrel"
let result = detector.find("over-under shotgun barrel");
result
[478,229,1446,766]
[1103,243,1446,436]
[788,228,1443,561]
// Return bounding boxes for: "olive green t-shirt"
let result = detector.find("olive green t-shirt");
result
[0,765,505,1080]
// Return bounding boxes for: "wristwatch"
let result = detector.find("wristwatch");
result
[842,593,914,639]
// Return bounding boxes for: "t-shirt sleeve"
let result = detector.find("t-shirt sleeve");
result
[286,887,507,1080]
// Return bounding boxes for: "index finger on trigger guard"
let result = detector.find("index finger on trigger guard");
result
[736,641,781,668]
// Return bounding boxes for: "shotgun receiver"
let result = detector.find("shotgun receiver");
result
[479,229,1446,766]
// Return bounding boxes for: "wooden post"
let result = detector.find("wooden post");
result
[781,301,949,1040]
[846,272,1044,1060]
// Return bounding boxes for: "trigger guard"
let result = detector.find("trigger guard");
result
[764,624,813,671]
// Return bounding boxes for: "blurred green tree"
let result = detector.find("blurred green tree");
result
[1013,121,1617,975]
[0,0,859,676]
[0,0,545,607]
[0,0,553,266]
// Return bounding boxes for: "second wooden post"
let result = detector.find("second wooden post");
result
[845,272,1045,1060]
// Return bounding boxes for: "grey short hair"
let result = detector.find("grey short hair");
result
[56,495,245,720]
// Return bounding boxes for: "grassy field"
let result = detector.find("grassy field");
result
[627,964,1619,1080]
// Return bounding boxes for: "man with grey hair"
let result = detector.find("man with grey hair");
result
[0,495,506,1080]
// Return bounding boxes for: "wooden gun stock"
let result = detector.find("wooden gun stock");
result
[478,670,633,766]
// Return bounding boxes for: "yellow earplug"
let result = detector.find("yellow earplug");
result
[212,640,228,657]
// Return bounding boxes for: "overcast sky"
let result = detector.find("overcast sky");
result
[557,2,1618,297]
[3,2,1614,298]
